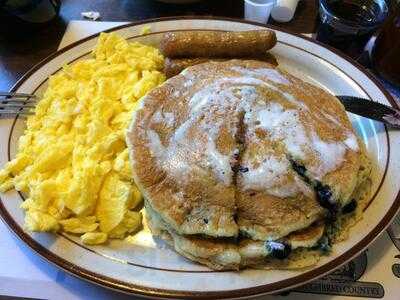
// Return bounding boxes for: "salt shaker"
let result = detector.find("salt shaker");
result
[244,0,276,24]
[271,0,299,22]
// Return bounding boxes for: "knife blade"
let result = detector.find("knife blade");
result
[337,96,400,129]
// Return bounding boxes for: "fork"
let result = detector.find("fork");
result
[0,92,37,116]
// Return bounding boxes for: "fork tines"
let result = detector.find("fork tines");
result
[0,92,37,116]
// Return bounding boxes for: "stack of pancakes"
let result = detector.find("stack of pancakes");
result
[126,60,371,270]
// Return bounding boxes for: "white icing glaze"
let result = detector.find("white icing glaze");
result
[163,112,175,127]
[181,68,195,87]
[151,111,163,123]
[147,129,191,180]
[231,66,290,85]
[255,103,307,158]
[152,111,175,127]
[344,134,359,151]
[322,111,341,126]
[205,135,233,185]
[282,92,309,111]
[189,87,216,113]
[183,80,193,88]
[172,91,180,97]
[148,88,236,185]
[250,102,357,181]
[219,77,309,111]
[147,129,164,156]
[241,156,292,197]
[308,132,346,179]
[145,65,358,195]
[241,153,315,198]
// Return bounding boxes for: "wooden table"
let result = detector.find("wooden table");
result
[0,0,318,92]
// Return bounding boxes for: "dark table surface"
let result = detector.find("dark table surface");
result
[0,0,318,92]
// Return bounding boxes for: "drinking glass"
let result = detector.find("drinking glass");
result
[316,0,389,57]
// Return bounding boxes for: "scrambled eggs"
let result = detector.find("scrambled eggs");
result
[0,33,165,244]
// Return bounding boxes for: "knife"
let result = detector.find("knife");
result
[337,96,400,129]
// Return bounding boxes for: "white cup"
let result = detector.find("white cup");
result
[244,0,276,24]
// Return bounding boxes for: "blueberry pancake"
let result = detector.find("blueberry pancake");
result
[126,60,371,270]
[145,200,325,270]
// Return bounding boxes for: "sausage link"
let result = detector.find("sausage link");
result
[160,30,277,58]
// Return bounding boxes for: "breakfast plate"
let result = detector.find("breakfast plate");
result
[1,17,400,299]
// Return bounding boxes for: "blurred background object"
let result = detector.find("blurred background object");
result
[370,3,400,86]
[316,0,389,57]
[0,0,61,34]
[313,0,400,91]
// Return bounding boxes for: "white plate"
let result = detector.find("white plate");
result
[1,17,399,299]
